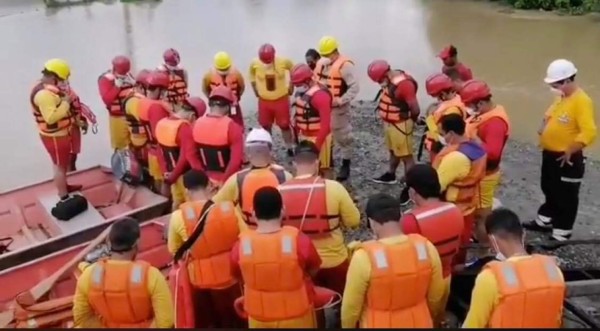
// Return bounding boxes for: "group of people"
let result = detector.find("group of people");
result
[31,34,597,328]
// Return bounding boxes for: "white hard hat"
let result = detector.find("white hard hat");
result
[544,59,577,84]
[245,128,273,145]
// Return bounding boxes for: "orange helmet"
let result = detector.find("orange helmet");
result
[163,48,180,66]
[459,79,491,104]
[135,69,151,86]
[146,71,170,89]
[258,43,276,64]
[367,60,390,83]
[425,73,454,97]
[290,63,313,85]
[112,55,131,76]
[209,85,235,104]
[185,97,207,117]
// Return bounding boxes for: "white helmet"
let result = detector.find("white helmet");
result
[245,128,273,146]
[544,59,577,84]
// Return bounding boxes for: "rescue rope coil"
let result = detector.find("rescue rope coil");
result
[79,103,99,134]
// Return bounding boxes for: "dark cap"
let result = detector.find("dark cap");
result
[294,140,319,162]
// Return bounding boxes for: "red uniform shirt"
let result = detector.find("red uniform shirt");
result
[167,122,204,184]
[222,121,244,182]
[311,89,332,149]
[394,78,420,119]
[97,75,121,108]
[477,117,509,166]
[442,62,473,82]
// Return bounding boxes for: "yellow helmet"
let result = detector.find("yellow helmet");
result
[43,58,71,80]
[213,51,232,71]
[318,36,339,56]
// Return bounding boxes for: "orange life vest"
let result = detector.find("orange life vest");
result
[361,234,434,328]
[181,200,240,289]
[314,55,353,98]
[209,68,241,102]
[156,117,187,172]
[465,105,511,172]
[404,202,464,278]
[30,82,72,134]
[99,72,135,116]
[192,115,233,173]
[137,98,172,145]
[278,176,340,239]
[87,260,153,328]
[485,255,565,328]
[432,141,487,215]
[292,84,331,135]
[123,92,148,146]
[162,67,188,105]
[238,226,312,322]
[425,95,466,151]
[378,71,419,123]
[237,165,287,228]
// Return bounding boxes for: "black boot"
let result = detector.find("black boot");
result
[336,159,351,182]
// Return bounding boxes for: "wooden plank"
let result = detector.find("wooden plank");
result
[567,279,600,298]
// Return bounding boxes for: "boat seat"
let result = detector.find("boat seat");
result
[37,192,106,236]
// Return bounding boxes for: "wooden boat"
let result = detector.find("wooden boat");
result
[0,165,169,272]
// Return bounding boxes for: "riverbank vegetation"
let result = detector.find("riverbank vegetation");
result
[495,0,600,14]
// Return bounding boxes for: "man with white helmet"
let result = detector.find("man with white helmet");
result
[212,128,292,229]
[523,59,597,243]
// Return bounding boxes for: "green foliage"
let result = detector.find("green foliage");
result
[504,0,600,13]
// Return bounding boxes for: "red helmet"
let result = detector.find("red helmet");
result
[459,79,491,104]
[146,71,170,88]
[112,55,131,76]
[163,48,180,66]
[185,97,207,117]
[367,60,391,83]
[290,63,313,85]
[258,43,276,64]
[209,85,235,103]
[425,73,454,97]
[135,69,151,86]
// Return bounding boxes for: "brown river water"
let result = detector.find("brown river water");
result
[0,0,599,192]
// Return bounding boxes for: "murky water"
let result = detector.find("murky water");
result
[0,0,599,191]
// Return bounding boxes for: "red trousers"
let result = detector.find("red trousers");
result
[314,259,349,295]
[193,284,247,328]
[258,96,291,130]
[40,134,72,171]
[453,213,475,265]
[230,105,245,130]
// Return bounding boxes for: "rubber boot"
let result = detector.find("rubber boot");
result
[69,153,77,172]
[336,159,351,182]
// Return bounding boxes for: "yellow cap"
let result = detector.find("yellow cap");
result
[44,58,71,80]
[213,51,232,71]
[318,36,339,56]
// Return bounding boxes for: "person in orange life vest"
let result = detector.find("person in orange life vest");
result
[341,193,446,328]
[290,63,334,179]
[463,209,565,328]
[433,114,487,265]
[423,73,466,161]
[279,140,360,295]
[98,55,135,150]
[73,217,174,328]
[400,164,464,322]
[213,128,292,229]
[460,80,511,253]
[32,59,83,201]
[124,69,152,166]
[367,59,421,185]
[157,97,207,210]
[230,186,322,328]
[249,44,296,156]
[202,51,246,129]
[438,45,473,88]
[193,85,245,185]
[305,48,321,71]
[167,170,247,328]
[158,48,189,105]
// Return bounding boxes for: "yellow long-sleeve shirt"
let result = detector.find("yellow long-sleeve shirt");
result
[462,256,564,328]
[73,260,174,328]
[201,68,246,99]
[248,57,294,101]
[436,150,474,214]
[426,105,463,141]
[124,96,147,147]
[341,235,446,328]
[286,175,360,268]
[212,165,293,204]
[540,88,597,152]
[33,89,71,137]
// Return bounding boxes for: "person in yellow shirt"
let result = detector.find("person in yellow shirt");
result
[73,217,174,328]
[524,59,597,244]
[463,208,565,328]
[249,43,295,156]
[433,114,487,264]
[341,193,446,328]
[278,140,360,295]
[212,128,292,228]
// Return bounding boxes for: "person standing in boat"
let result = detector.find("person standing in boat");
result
[73,217,174,328]
[31,59,82,202]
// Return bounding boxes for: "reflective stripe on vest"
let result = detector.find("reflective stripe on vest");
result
[292,85,327,134]
[165,69,188,104]
[314,56,352,98]
[209,68,240,101]
[193,115,232,172]
[372,242,428,271]
[241,234,294,256]
[92,263,144,285]
[499,258,561,288]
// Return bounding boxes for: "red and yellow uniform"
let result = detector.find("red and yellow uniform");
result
[377,71,419,158]
[73,259,174,328]
[159,65,188,105]
[425,96,465,160]
[465,106,510,209]
[292,84,334,169]
[137,98,172,181]
[98,72,134,150]
[249,57,294,131]
[230,226,322,328]
[463,255,565,328]
[124,92,149,163]
[202,68,246,128]
[279,174,360,294]
[341,234,446,328]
